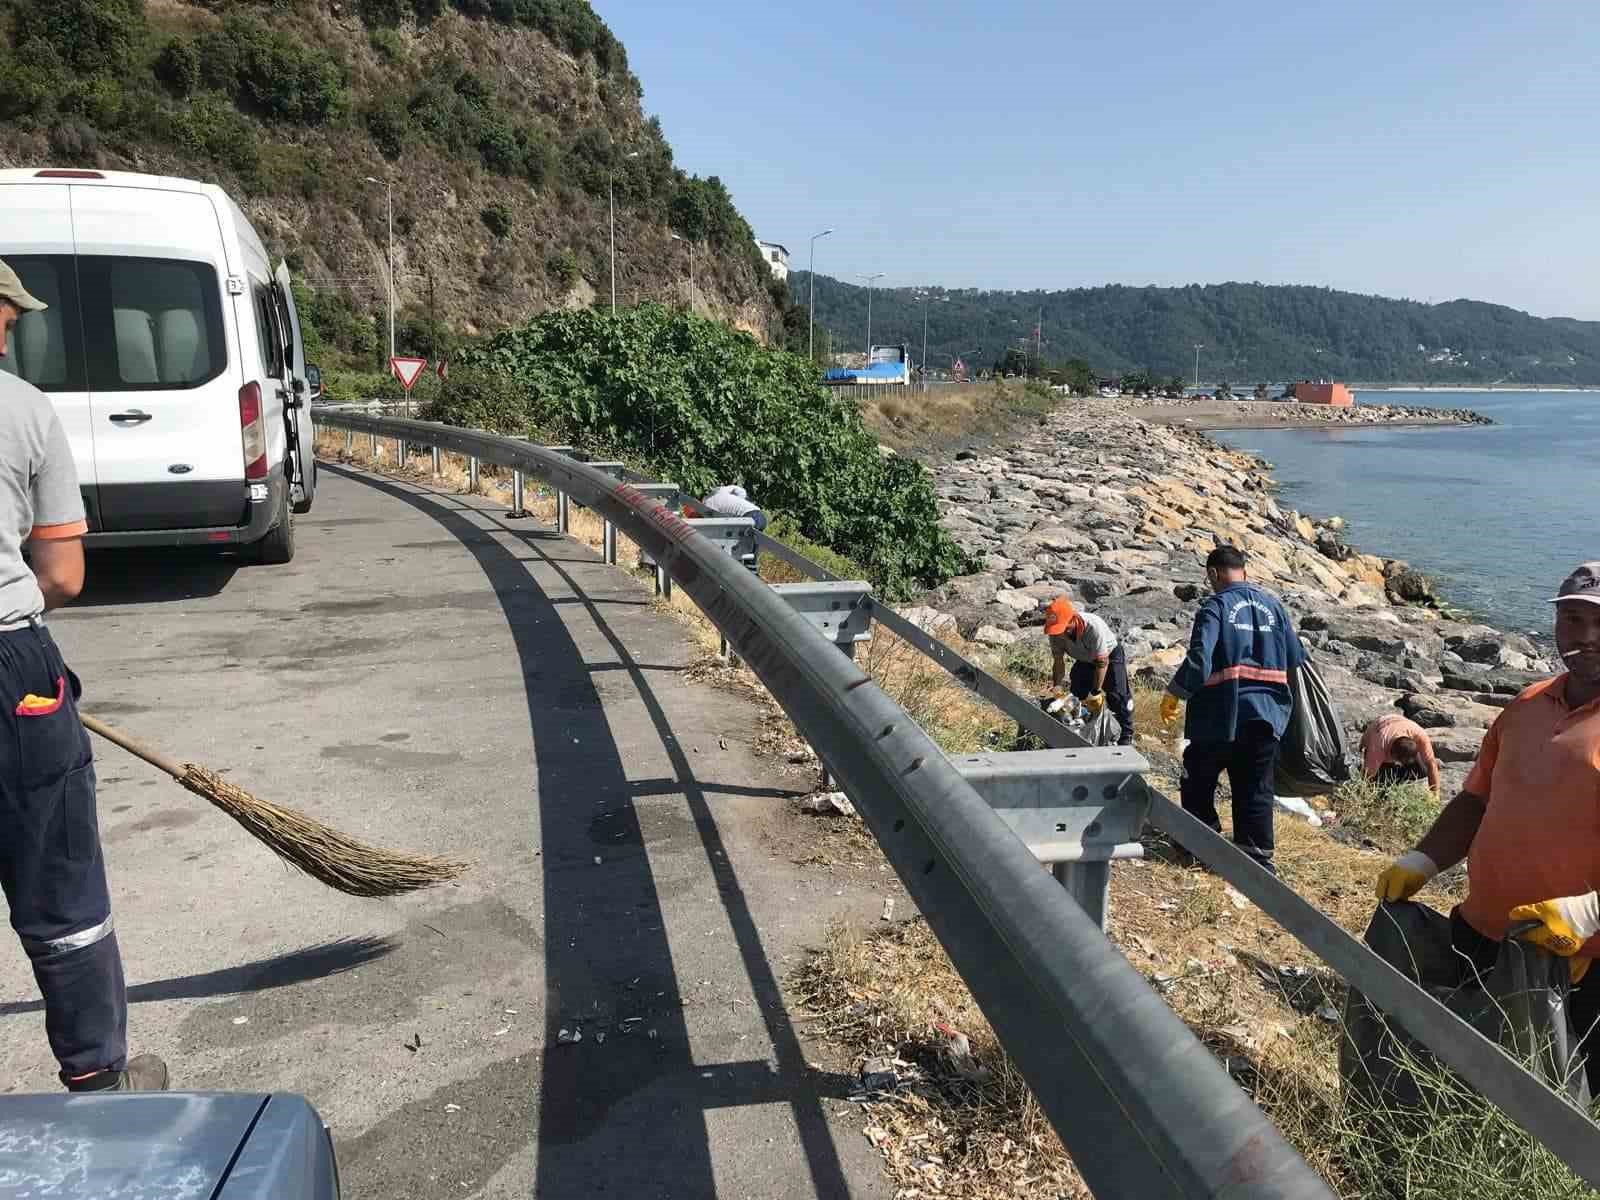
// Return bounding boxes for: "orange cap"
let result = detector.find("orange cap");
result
[1042,596,1076,636]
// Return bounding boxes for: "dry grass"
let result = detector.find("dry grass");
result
[860,382,1056,453]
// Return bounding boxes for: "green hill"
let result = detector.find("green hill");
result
[0,0,783,366]
[794,273,1600,386]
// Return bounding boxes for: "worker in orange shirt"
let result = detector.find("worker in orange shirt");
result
[1376,562,1600,1088]
[1358,713,1441,794]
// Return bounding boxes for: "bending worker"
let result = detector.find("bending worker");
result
[1359,712,1440,794]
[1041,596,1134,746]
[696,484,766,531]
[0,259,165,1091]
[1161,544,1306,872]
[1376,562,1600,1087]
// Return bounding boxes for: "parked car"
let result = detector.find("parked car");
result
[0,1090,339,1197]
[0,168,317,563]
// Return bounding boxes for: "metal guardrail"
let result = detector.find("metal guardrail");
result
[314,407,1600,1194]
[314,406,1329,1199]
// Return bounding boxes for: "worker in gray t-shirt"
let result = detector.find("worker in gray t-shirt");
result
[0,258,166,1092]
[1040,595,1135,746]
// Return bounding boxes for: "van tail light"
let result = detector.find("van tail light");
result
[34,169,104,179]
[239,382,267,480]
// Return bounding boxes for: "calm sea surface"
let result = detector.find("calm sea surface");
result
[1209,391,1600,636]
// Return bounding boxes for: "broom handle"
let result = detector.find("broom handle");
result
[80,713,187,781]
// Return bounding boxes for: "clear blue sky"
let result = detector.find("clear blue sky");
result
[605,1,1599,319]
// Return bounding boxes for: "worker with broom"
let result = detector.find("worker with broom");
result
[0,259,166,1092]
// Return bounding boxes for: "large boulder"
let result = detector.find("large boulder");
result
[895,606,958,636]
[1384,564,1437,606]
[1429,728,1489,764]
[1399,692,1503,730]
[1441,666,1547,696]
[939,573,1002,609]
[1299,611,1431,659]
[973,625,1019,647]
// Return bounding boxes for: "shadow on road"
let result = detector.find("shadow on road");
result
[76,549,240,606]
[325,465,852,1200]
[0,937,395,1015]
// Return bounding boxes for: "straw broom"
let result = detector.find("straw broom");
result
[81,713,468,898]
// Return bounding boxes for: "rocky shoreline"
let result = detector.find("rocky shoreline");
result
[918,401,1542,798]
[1127,396,1492,430]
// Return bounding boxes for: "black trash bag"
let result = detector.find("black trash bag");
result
[1340,901,1590,1122]
[1273,658,1351,797]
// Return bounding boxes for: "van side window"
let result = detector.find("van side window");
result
[0,255,85,391]
[253,284,283,379]
[77,257,226,391]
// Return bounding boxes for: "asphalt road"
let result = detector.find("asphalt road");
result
[0,465,894,1199]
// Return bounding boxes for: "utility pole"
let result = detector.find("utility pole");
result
[1193,343,1205,391]
[808,228,832,363]
[859,272,885,362]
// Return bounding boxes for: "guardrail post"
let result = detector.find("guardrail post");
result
[603,519,617,564]
[398,438,408,464]
[369,431,378,457]
[556,489,570,533]
[344,429,353,453]
[431,446,441,476]
[509,469,527,518]
[951,747,1152,931]
[468,455,480,492]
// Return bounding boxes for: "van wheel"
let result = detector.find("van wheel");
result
[251,491,295,565]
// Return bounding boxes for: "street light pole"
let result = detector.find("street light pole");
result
[808,228,833,363]
[859,272,885,362]
[1193,343,1205,391]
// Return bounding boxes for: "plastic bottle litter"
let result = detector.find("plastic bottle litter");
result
[1273,794,1324,827]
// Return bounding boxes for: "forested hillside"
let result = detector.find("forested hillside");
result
[0,0,784,365]
[796,273,1600,386]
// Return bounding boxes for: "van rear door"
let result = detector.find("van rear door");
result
[272,261,315,512]
[69,185,245,532]
[0,184,98,526]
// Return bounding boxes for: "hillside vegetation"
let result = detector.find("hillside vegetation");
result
[0,0,782,363]
[797,273,1600,386]
[430,304,972,597]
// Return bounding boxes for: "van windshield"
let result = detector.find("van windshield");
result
[0,255,226,392]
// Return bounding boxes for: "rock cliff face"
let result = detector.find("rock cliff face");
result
[922,401,1549,796]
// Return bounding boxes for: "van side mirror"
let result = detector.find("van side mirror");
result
[305,364,323,401]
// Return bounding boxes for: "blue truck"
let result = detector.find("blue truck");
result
[824,344,910,386]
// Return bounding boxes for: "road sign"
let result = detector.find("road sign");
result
[390,356,427,392]
[436,358,449,381]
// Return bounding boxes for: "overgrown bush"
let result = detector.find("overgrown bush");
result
[480,203,513,239]
[199,16,346,125]
[443,305,972,596]
[546,248,580,290]
[154,38,201,98]
[25,0,144,75]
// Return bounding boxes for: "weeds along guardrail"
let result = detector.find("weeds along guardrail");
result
[313,406,1600,1194]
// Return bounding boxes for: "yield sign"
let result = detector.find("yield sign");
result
[390,355,428,392]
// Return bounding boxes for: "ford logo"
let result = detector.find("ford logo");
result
[167,464,193,475]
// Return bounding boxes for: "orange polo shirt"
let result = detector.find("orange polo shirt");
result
[1459,675,1600,951]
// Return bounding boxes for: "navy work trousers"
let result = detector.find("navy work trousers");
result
[0,624,126,1083]
[1067,644,1135,746]
[1180,719,1280,870]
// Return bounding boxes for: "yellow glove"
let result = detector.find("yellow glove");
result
[1159,694,1181,725]
[1510,893,1600,958]
[1083,692,1106,716]
[1375,851,1438,902]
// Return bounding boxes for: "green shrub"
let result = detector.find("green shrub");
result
[448,305,972,596]
[546,248,579,289]
[480,202,513,239]
[476,113,522,174]
[1330,776,1439,851]
[58,74,127,127]
[206,16,347,125]
[0,39,67,119]
[418,369,535,434]
[363,96,410,159]
[168,94,260,179]
[24,0,145,75]
[359,0,408,26]
[154,38,201,98]
[369,27,406,64]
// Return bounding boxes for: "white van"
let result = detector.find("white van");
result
[0,168,317,563]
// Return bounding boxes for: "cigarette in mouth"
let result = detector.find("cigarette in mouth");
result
[1563,649,1590,659]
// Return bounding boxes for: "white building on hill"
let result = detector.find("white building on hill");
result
[755,239,789,282]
